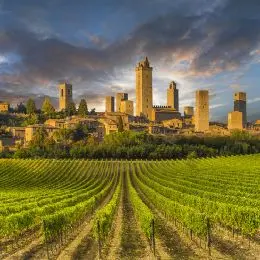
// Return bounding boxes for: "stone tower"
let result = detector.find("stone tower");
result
[116,93,128,112]
[167,81,179,111]
[59,83,73,111]
[234,92,247,127]
[105,96,115,112]
[228,111,243,130]
[135,57,153,119]
[195,90,209,132]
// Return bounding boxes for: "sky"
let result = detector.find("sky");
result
[0,0,260,121]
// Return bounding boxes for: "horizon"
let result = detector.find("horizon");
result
[1,0,260,121]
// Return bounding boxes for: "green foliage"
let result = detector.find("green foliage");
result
[29,127,48,148]
[71,124,88,142]
[127,164,154,238]
[117,116,124,132]
[26,98,37,115]
[66,102,77,116]
[78,99,88,117]
[41,97,55,115]
[0,156,259,244]
[21,114,39,126]
[93,164,121,240]
[16,103,26,114]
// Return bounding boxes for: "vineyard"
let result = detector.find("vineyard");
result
[0,155,260,259]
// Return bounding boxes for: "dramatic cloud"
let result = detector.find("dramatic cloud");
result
[0,0,260,118]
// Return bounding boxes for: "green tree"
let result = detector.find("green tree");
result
[66,102,77,116]
[16,103,26,114]
[22,114,39,126]
[78,99,88,117]
[26,98,36,115]
[41,97,55,115]
[89,108,96,115]
[29,127,48,148]
[71,124,88,142]
[117,116,124,132]
[53,128,73,144]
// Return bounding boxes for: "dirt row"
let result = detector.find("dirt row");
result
[3,172,260,260]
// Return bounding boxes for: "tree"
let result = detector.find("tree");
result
[41,97,55,115]
[66,102,77,116]
[22,114,39,126]
[78,99,88,117]
[89,108,96,115]
[16,103,26,114]
[29,127,48,148]
[53,128,73,144]
[26,98,36,115]
[72,124,88,142]
[117,116,124,132]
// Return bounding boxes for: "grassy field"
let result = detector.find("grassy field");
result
[0,155,260,259]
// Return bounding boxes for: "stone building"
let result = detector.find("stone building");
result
[120,100,134,116]
[0,137,16,152]
[162,118,183,129]
[59,83,73,111]
[184,106,194,117]
[99,118,118,135]
[151,106,181,123]
[104,112,130,131]
[195,90,209,132]
[45,119,66,128]
[105,96,115,112]
[8,127,26,139]
[167,81,179,111]
[25,124,58,143]
[228,111,243,130]
[116,93,128,112]
[234,92,247,127]
[148,124,177,135]
[135,57,153,120]
[0,102,9,112]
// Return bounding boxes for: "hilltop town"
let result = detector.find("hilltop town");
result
[0,57,260,154]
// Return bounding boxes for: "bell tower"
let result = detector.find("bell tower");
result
[135,57,153,119]
[59,83,73,111]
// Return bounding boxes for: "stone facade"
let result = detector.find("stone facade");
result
[59,83,73,111]
[99,118,118,135]
[120,100,134,116]
[234,92,247,127]
[228,111,243,130]
[116,93,128,112]
[135,57,153,119]
[45,119,66,128]
[0,102,9,112]
[167,81,179,111]
[105,96,115,112]
[8,127,26,139]
[151,106,181,123]
[195,90,209,132]
[162,118,183,129]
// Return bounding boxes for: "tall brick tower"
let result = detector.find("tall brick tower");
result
[195,90,209,132]
[59,83,73,111]
[135,57,153,119]
[234,92,247,127]
[167,81,179,111]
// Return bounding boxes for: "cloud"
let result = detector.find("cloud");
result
[0,0,260,116]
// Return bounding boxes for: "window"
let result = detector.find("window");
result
[68,89,70,95]
[61,89,63,97]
